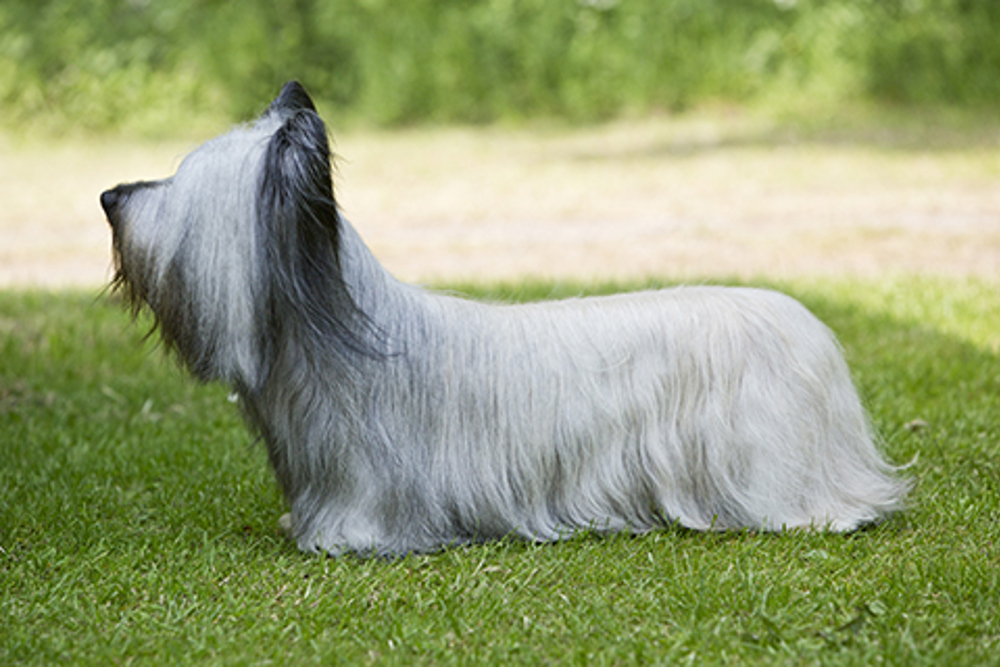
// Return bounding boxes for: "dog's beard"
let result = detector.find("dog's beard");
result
[110,249,143,315]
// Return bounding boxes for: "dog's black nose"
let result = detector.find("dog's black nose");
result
[100,189,119,217]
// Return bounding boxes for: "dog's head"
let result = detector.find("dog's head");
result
[101,81,364,389]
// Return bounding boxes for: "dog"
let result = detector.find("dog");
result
[100,81,908,556]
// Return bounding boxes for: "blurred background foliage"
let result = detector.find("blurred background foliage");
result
[1,0,998,136]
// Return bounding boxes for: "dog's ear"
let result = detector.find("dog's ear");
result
[259,105,385,361]
[262,107,336,227]
[266,81,317,117]
[260,107,340,295]
[260,104,344,296]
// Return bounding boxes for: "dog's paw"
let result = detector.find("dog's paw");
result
[278,513,293,537]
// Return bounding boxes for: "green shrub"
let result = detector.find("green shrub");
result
[1,0,997,135]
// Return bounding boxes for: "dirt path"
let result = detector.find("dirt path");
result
[2,117,998,288]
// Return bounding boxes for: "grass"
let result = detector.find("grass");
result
[2,276,999,664]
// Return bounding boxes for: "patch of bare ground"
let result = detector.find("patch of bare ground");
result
[2,115,998,288]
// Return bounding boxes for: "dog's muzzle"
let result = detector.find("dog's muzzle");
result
[100,187,123,226]
[101,180,167,228]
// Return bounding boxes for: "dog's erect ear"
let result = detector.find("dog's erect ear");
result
[266,81,317,117]
[263,108,335,213]
[261,101,341,280]
[259,93,385,360]
[261,83,329,210]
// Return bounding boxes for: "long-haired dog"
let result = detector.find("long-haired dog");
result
[100,82,907,556]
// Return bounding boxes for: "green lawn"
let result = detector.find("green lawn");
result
[2,277,998,665]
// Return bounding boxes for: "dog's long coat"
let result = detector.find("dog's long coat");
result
[101,82,907,556]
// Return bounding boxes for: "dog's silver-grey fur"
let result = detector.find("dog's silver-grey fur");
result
[101,82,908,556]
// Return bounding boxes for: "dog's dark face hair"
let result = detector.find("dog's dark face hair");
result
[100,82,370,390]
